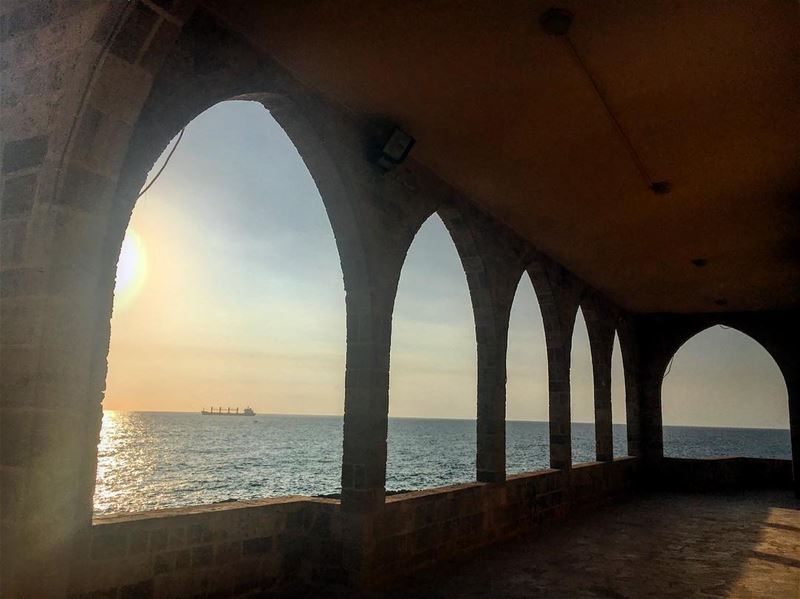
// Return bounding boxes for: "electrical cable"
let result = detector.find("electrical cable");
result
[137,127,186,198]
[564,35,658,190]
[662,355,675,380]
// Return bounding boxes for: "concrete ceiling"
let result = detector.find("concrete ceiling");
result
[204,0,800,313]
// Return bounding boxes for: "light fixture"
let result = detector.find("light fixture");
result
[375,127,415,171]
[650,181,671,195]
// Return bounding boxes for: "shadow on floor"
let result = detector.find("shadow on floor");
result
[272,490,800,599]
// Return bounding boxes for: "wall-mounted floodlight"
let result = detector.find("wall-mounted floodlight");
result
[375,127,415,171]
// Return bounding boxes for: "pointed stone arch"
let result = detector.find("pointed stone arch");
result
[506,269,550,473]
[661,326,789,452]
[525,258,582,469]
[634,311,800,496]
[436,197,528,482]
[388,212,477,488]
[580,293,622,462]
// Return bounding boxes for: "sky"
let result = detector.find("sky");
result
[105,101,789,429]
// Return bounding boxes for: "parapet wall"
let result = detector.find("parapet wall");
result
[68,458,640,598]
[373,457,639,582]
[68,496,341,599]
[652,457,793,493]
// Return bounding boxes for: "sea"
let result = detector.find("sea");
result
[93,411,792,515]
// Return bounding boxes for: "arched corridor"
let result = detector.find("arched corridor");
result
[3,4,799,595]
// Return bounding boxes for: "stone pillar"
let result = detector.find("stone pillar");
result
[528,263,576,471]
[475,309,511,483]
[638,351,669,464]
[618,323,642,458]
[638,359,666,465]
[586,317,614,462]
[1,3,197,595]
[340,285,394,513]
[440,201,528,484]
[339,281,395,580]
[334,167,435,583]
[1,4,121,596]
[547,340,573,469]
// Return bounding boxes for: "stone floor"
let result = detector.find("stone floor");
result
[300,491,800,599]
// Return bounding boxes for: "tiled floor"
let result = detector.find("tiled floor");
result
[289,491,799,598]
[378,491,800,599]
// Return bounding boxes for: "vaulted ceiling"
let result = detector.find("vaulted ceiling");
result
[204,0,800,313]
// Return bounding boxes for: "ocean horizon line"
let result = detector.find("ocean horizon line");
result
[101,410,790,431]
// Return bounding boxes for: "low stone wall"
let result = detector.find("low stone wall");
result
[652,457,794,492]
[373,457,640,582]
[68,497,341,599]
[68,459,640,598]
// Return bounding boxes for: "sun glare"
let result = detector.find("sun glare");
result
[114,228,148,312]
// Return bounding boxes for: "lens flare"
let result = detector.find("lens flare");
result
[114,228,148,312]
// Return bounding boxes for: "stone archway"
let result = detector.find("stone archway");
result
[660,325,790,457]
[0,4,386,593]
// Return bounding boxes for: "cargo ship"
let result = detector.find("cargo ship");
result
[201,407,255,416]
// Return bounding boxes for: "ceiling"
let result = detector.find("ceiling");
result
[203,0,800,313]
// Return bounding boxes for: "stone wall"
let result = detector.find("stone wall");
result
[68,497,342,599]
[67,458,639,598]
[373,457,639,583]
[652,457,794,493]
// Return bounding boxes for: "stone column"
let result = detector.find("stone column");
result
[587,322,614,462]
[1,4,127,596]
[475,308,511,483]
[334,170,434,584]
[618,323,642,458]
[528,263,575,471]
[547,340,573,470]
[1,3,201,595]
[638,360,666,465]
[338,281,395,581]
[440,201,527,485]
[340,285,394,513]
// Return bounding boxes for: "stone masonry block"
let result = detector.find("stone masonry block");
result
[1,173,38,218]
[0,0,56,43]
[2,135,48,173]
[118,579,153,599]
[109,2,159,63]
[190,544,213,568]
[58,165,112,213]
[1,219,26,265]
[140,18,181,74]
[242,536,272,556]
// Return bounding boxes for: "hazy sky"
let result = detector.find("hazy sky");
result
[106,101,789,429]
